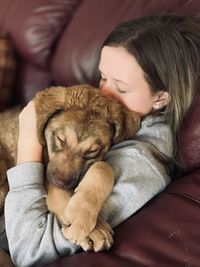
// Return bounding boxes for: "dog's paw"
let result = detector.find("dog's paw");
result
[61,192,98,244]
[80,217,114,252]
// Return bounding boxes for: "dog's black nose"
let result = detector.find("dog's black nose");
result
[50,176,79,191]
[52,177,66,188]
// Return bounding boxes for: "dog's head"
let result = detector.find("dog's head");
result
[34,84,140,190]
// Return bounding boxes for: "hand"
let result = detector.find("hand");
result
[17,100,42,164]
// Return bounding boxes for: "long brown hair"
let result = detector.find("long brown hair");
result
[103,14,200,171]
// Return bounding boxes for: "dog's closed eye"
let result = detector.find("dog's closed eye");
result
[52,132,66,151]
[83,145,101,160]
[56,133,66,146]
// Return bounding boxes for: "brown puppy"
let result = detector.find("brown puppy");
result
[0,84,140,252]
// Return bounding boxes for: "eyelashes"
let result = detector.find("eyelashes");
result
[55,133,66,147]
[50,131,66,152]
[83,145,102,160]
[99,78,128,94]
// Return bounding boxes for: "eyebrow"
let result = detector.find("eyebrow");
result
[99,69,132,88]
[114,78,132,88]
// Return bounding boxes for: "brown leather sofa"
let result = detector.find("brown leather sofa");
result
[0,1,200,266]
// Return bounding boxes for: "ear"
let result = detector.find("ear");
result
[153,91,170,110]
[34,86,67,145]
[107,100,141,144]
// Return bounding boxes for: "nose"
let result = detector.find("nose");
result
[100,81,115,98]
[50,176,79,190]
[100,85,122,104]
[99,78,122,100]
[52,177,67,187]
[47,165,80,190]
[101,85,111,97]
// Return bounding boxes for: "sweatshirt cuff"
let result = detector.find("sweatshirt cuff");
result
[7,162,44,189]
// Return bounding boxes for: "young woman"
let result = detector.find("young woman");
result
[3,14,200,267]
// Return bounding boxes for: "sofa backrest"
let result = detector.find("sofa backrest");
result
[0,0,199,100]
[179,90,200,172]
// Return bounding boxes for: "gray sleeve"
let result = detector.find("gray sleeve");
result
[101,141,171,227]
[5,163,80,267]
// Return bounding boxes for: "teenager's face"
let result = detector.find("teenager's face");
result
[99,46,159,116]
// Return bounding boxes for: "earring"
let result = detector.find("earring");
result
[153,103,164,111]
[154,104,160,110]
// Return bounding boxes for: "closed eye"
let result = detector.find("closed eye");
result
[83,146,101,160]
[117,87,127,94]
[55,132,66,149]
[57,135,65,144]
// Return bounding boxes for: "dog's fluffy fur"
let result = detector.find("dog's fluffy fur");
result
[0,84,140,252]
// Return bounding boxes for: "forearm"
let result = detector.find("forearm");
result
[17,138,42,163]
[5,163,80,267]
[17,100,42,164]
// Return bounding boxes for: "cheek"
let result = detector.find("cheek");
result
[123,94,154,115]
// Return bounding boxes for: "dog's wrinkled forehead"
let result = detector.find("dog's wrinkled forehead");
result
[50,109,110,131]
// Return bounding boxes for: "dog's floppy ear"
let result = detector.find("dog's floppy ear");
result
[107,100,141,144]
[34,86,67,145]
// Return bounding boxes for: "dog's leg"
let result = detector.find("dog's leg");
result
[61,161,114,245]
[46,182,72,222]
